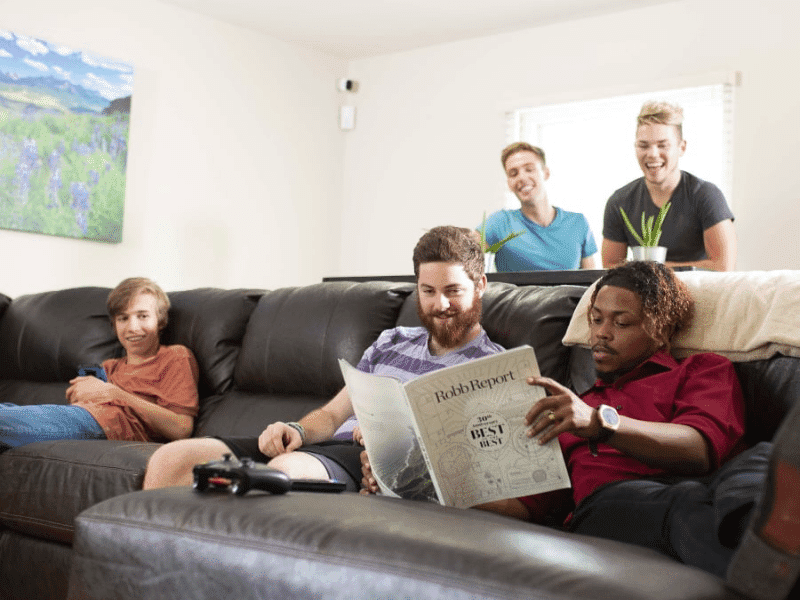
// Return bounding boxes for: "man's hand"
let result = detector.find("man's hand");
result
[352,425,364,446]
[359,449,380,495]
[258,422,303,457]
[525,376,599,445]
[65,376,116,405]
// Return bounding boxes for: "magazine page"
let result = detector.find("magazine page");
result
[402,345,570,509]
[339,359,440,503]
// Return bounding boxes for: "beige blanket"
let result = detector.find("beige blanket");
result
[562,270,800,361]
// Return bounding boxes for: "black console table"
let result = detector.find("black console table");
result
[324,267,695,288]
[323,270,608,287]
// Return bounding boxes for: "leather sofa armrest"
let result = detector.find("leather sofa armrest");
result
[69,488,733,600]
[0,440,159,544]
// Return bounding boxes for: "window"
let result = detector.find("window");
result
[505,83,734,246]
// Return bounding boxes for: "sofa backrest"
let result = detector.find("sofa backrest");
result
[190,282,414,438]
[0,287,261,407]
[735,356,800,446]
[0,293,11,321]
[161,288,262,398]
[0,287,118,390]
[3,279,796,448]
[233,281,413,397]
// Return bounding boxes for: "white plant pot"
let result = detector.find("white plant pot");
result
[484,253,496,273]
[631,246,667,262]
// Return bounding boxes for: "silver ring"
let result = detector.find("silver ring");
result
[548,411,556,421]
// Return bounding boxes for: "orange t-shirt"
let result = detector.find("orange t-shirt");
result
[76,344,200,442]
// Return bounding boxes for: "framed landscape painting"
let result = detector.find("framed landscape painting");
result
[0,29,133,243]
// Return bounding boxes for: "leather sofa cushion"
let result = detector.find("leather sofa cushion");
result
[0,287,117,383]
[735,355,800,445]
[69,488,733,600]
[0,292,10,320]
[0,439,157,544]
[162,288,263,397]
[0,380,70,407]
[194,390,328,438]
[234,282,413,398]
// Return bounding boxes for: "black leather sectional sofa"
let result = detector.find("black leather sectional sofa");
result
[0,276,796,600]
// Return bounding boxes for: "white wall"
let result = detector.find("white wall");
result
[4,0,798,298]
[1,0,347,298]
[338,0,800,276]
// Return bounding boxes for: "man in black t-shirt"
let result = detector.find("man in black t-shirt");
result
[601,101,736,271]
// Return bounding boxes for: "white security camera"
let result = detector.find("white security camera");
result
[337,79,358,92]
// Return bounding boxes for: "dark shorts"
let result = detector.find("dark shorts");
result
[216,436,364,491]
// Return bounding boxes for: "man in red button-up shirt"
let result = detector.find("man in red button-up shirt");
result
[515,261,798,600]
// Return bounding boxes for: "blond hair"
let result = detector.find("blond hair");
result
[107,277,170,330]
[637,101,684,140]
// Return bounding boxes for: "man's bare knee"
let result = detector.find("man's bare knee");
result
[267,451,329,480]
[143,438,231,490]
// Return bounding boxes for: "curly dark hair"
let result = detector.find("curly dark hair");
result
[412,226,484,285]
[589,261,694,351]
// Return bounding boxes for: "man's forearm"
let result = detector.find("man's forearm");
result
[609,417,711,474]
[666,256,733,272]
[296,409,339,444]
[113,387,193,440]
[294,386,354,445]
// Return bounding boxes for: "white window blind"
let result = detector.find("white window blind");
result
[505,83,734,246]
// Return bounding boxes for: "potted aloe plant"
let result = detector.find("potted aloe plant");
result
[478,212,525,272]
[619,201,671,263]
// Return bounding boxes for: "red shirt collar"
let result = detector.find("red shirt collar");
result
[589,350,677,391]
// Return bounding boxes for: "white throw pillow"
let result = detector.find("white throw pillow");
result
[562,270,800,361]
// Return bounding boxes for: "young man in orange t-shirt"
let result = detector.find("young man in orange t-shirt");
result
[0,277,199,451]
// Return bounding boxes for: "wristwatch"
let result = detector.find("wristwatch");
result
[588,404,620,457]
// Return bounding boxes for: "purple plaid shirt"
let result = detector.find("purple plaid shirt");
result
[333,326,504,440]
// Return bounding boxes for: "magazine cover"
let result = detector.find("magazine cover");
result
[341,345,570,508]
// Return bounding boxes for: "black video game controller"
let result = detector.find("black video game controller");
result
[193,454,348,495]
[192,454,292,495]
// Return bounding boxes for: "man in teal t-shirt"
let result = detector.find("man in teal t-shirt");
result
[480,142,597,272]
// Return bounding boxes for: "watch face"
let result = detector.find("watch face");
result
[600,405,620,428]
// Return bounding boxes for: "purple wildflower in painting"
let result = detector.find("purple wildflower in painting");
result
[75,212,87,235]
[70,182,90,235]
[48,149,60,171]
[15,138,39,204]
[48,168,62,208]
[47,149,63,207]
[15,161,30,203]
[70,182,90,211]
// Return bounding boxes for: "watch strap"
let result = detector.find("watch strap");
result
[588,405,617,456]
[285,421,306,444]
[588,429,614,457]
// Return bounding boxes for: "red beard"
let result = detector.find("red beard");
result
[417,293,482,350]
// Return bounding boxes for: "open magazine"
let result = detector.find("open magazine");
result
[339,345,570,509]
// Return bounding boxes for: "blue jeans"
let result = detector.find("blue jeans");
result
[0,403,106,450]
[568,442,770,578]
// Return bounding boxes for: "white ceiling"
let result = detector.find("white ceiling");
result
[157,0,677,59]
